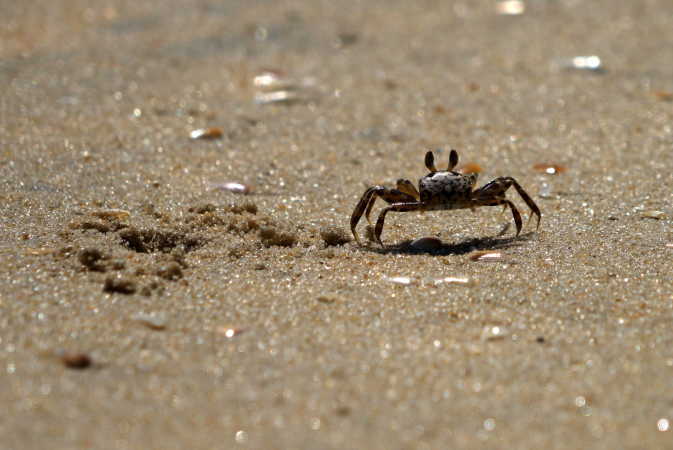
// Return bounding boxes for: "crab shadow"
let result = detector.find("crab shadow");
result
[364,232,536,256]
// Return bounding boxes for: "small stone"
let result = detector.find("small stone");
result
[409,237,443,251]
[317,295,337,304]
[62,352,92,369]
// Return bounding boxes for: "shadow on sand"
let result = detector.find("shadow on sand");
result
[361,232,536,256]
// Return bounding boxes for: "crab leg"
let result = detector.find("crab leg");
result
[350,187,379,244]
[374,202,423,246]
[474,177,541,230]
[351,186,418,244]
[500,199,523,235]
[395,178,420,200]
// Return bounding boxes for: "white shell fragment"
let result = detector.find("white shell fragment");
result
[133,312,167,330]
[383,276,414,285]
[433,277,471,286]
[469,251,503,262]
[496,0,525,15]
[481,325,509,341]
[641,210,666,220]
[254,90,301,105]
[210,182,251,194]
[253,71,294,90]
[558,55,603,72]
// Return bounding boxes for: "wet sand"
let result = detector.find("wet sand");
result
[1,1,673,448]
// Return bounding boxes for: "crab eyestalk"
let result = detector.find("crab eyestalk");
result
[424,151,437,173]
[448,149,459,171]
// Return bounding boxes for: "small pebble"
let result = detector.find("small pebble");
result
[469,251,503,262]
[409,237,443,251]
[62,352,92,369]
[317,295,337,304]
[92,209,131,220]
[133,312,167,330]
[641,210,666,220]
[190,128,223,140]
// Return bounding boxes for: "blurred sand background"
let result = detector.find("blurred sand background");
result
[1,0,673,448]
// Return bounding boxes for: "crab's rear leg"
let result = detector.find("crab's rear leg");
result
[474,176,541,230]
[374,202,423,246]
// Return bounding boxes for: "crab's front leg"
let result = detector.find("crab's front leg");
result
[364,179,419,223]
[374,202,423,246]
[351,185,417,245]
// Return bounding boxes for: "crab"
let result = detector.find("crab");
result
[350,149,541,246]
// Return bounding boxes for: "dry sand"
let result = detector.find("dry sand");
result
[1,1,673,448]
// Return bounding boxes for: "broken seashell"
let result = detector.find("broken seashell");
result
[190,127,223,140]
[469,251,503,262]
[211,182,251,194]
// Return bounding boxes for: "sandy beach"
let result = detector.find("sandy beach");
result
[1,1,673,448]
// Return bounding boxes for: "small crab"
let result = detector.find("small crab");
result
[350,149,541,246]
